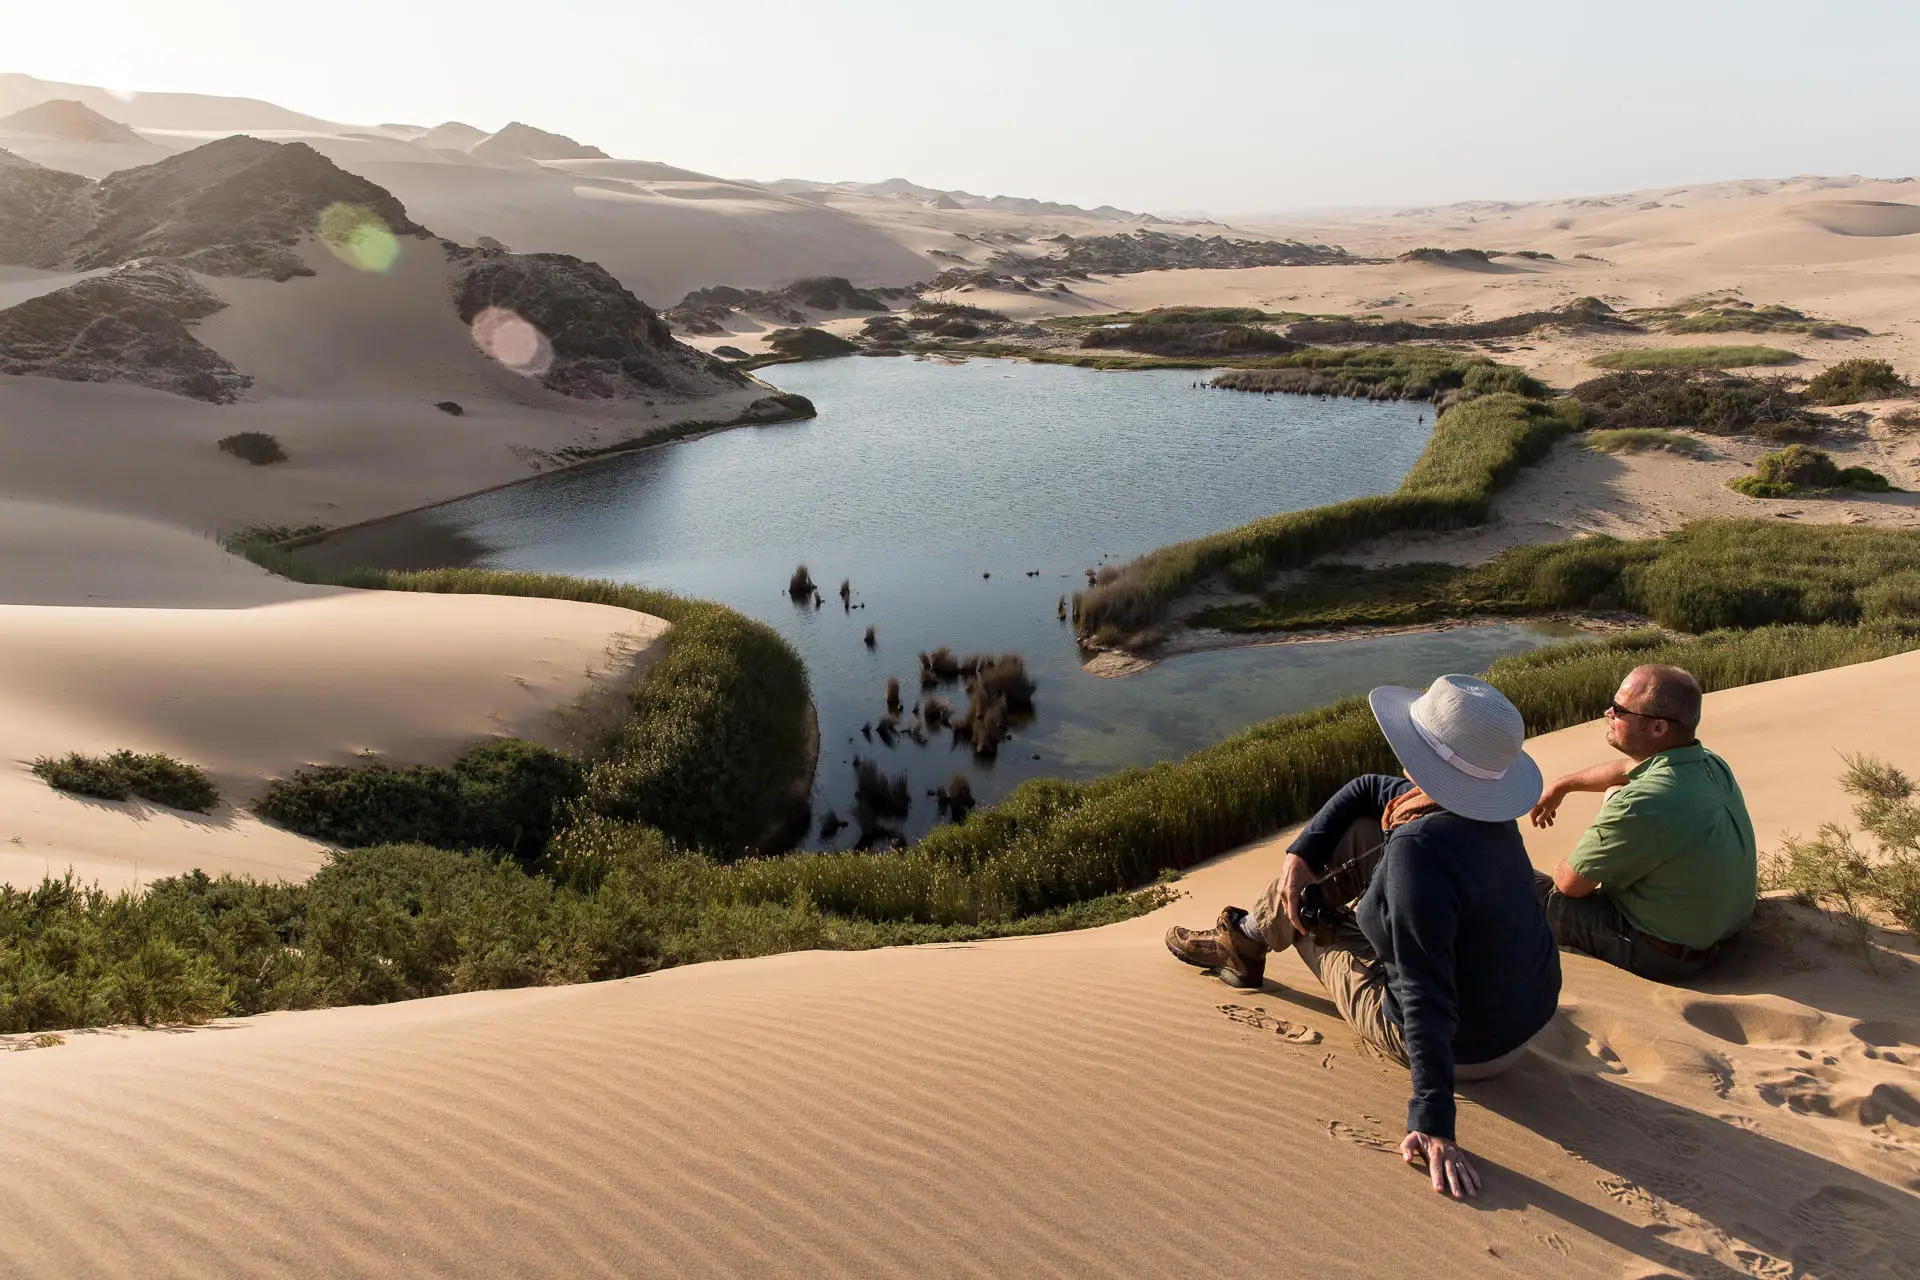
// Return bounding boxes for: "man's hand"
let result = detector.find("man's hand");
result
[1400,1132,1481,1199]
[1529,782,1566,829]
[1276,852,1318,932]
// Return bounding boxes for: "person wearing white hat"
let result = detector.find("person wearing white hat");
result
[1166,674,1562,1199]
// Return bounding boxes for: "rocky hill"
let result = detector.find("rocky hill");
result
[0,138,752,404]
[450,246,749,398]
[0,99,144,144]
[0,149,90,267]
[0,262,249,401]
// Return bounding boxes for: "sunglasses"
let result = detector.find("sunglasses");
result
[1607,700,1667,722]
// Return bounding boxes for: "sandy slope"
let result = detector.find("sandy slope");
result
[3,654,1915,1278]
[0,501,666,892]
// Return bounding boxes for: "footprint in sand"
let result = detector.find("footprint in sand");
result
[1534,1231,1571,1257]
[1788,1184,1917,1276]
[1217,1004,1321,1044]
[1324,1118,1398,1153]
[1584,1080,1707,1160]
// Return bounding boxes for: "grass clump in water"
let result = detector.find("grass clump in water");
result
[32,751,220,813]
[1589,346,1800,371]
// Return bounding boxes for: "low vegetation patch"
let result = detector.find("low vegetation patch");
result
[1582,427,1707,456]
[740,327,859,368]
[32,751,220,813]
[1570,370,1825,441]
[217,431,288,465]
[1082,320,1298,357]
[1633,298,1868,340]
[1804,358,1909,407]
[1589,346,1800,371]
[1076,375,1577,642]
[1765,754,1920,946]
[5,617,1913,1032]
[257,740,583,867]
[1728,444,1895,498]
[1194,520,1920,635]
[1208,346,1545,402]
[1284,298,1632,346]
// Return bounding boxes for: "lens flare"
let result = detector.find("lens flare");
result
[471,307,553,377]
[318,202,401,273]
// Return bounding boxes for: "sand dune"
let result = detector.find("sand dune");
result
[0,538,665,892]
[3,655,1915,1278]
[1790,199,1920,238]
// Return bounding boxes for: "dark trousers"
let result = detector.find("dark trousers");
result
[1531,872,1716,983]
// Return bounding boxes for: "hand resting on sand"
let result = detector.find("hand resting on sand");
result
[1400,1132,1480,1199]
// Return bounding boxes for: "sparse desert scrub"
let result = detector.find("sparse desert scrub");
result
[751,327,859,366]
[1075,387,1578,642]
[1884,407,1920,430]
[434,400,464,415]
[1804,358,1909,407]
[1194,520,1920,635]
[1081,320,1298,357]
[1764,754,1920,945]
[1581,428,1708,457]
[1588,346,1800,371]
[1570,370,1824,440]
[32,750,220,813]
[217,431,288,465]
[1635,299,1868,339]
[1728,444,1894,498]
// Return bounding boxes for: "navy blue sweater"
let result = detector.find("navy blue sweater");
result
[1287,775,1561,1140]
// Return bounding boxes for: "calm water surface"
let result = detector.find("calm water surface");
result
[397,357,1565,844]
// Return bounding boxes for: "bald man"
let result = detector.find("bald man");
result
[1529,664,1756,981]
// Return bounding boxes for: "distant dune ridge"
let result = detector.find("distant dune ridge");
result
[0,98,143,144]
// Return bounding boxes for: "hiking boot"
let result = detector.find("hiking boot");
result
[1164,907,1267,989]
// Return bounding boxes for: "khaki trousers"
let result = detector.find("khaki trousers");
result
[1249,816,1528,1080]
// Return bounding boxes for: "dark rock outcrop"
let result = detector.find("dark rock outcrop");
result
[448,246,750,399]
[664,276,892,335]
[65,136,431,280]
[0,261,250,401]
[0,149,91,267]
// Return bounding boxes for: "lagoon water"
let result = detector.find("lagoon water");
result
[375,357,1565,845]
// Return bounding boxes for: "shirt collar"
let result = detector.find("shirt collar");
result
[1628,740,1704,776]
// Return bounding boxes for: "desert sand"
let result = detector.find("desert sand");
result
[0,501,666,892]
[2,656,1914,1279]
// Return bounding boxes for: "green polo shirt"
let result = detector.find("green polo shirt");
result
[1567,742,1756,949]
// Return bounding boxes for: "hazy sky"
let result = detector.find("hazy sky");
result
[11,0,1918,213]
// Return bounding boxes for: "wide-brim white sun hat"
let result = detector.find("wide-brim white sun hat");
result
[1368,674,1543,823]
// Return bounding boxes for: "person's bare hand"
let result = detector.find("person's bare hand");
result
[1529,784,1565,829]
[1277,852,1318,932]
[1400,1132,1481,1199]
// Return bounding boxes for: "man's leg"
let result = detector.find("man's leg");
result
[1531,872,1710,982]
[1248,817,1386,952]
[1294,919,1407,1066]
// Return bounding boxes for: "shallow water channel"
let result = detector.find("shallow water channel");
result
[345,356,1568,846]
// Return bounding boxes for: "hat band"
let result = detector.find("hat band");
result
[1409,703,1510,781]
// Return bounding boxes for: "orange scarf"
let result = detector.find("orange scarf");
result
[1382,784,1444,832]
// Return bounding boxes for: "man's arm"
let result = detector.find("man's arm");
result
[1551,858,1601,898]
[1286,774,1410,871]
[1380,840,1463,1145]
[1530,758,1633,829]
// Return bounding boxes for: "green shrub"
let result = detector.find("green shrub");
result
[1082,321,1298,357]
[763,327,858,360]
[257,740,583,864]
[216,432,288,465]
[1765,755,1920,943]
[31,751,220,812]
[1729,444,1894,497]
[1805,358,1908,406]
[1589,346,1800,371]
